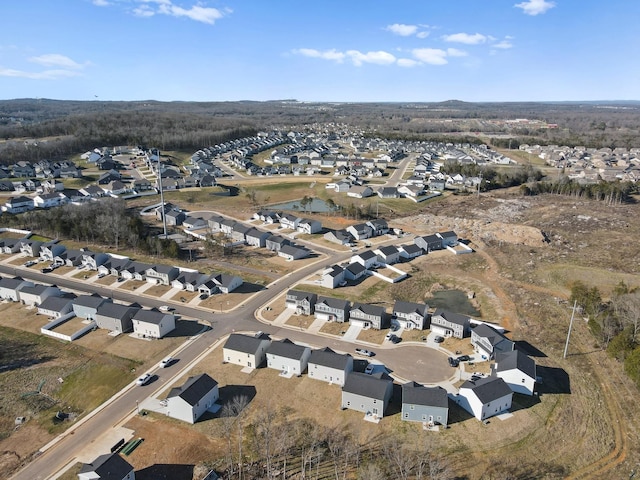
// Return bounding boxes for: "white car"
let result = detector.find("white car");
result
[159,356,173,368]
[355,348,374,357]
[159,305,171,312]
[136,373,152,386]
[365,364,375,374]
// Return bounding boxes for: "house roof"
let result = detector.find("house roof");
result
[267,338,309,360]
[495,349,536,379]
[287,290,317,302]
[472,324,512,347]
[437,230,457,239]
[393,300,427,317]
[309,347,352,369]
[224,333,270,354]
[317,296,350,310]
[345,262,366,276]
[460,376,512,404]
[324,265,344,278]
[78,453,133,480]
[400,244,422,255]
[432,309,470,326]
[402,382,448,408]
[378,245,399,256]
[38,295,74,312]
[266,235,289,245]
[97,302,140,320]
[0,277,29,290]
[351,302,386,317]
[343,372,392,399]
[280,244,308,256]
[355,250,377,261]
[167,373,218,406]
[73,294,110,309]
[133,309,170,325]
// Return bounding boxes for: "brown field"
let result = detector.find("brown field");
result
[284,313,315,329]
[144,283,172,297]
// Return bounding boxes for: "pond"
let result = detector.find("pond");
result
[427,289,480,317]
[269,197,338,213]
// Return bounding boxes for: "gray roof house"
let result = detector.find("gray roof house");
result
[398,243,423,260]
[436,230,458,247]
[471,324,514,359]
[401,382,449,426]
[350,303,388,330]
[40,242,66,261]
[455,376,513,421]
[285,290,317,315]
[37,295,75,318]
[245,228,270,248]
[166,373,219,424]
[414,234,443,252]
[78,453,134,480]
[266,338,312,376]
[350,250,378,269]
[344,262,367,281]
[278,244,310,261]
[132,309,176,339]
[314,296,351,323]
[374,245,400,265]
[18,284,61,307]
[171,270,209,292]
[20,239,43,258]
[493,349,537,396]
[82,251,111,270]
[223,333,272,369]
[320,264,346,289]
[144,264,179,285]
[95,303,141,333]
[72,294,112,320]
[346,223,373,241]
[430,309,471,339]
[341,372,394,419]
[308,347,354,386]
[0,277,33,302]
[297,218,322,234]
[122,261,152,281]
[265,235,290,252]
[393,300,429,330]
[324,229,353,246]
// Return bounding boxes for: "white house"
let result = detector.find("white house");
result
[320,264,346,289]
[266,338,312,376]
[350,250,378,269]
[471,323,514,359]
[493,350,537,396]
[166,373,219,424]
[308,347,354,386]
[455,376,513,421]
[18,284,61,307]
[223,333,272,369]
[132,309,176,339]
[297,218,322,234]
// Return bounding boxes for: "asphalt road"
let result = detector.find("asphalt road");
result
[5,227,446,480]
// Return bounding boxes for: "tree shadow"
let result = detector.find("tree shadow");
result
[515,340,547,358]
[136,464,195,480]
[213,385,257,418]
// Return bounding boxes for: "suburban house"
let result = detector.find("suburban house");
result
[166,373,219,424]
[72,294,112,320]
[18,284,61,307]
[347,185,374,198]
[171,270,209,291]
[223,333,272,369]
[245,228,270,247]
[3,196,34,214]
[401,382,449,426]
[366,219,389,236]
[341,372,394,419]
[278,244,310,261]
[493,350,537,396]
[37,295,75,318]
[297,218,322,234]
[145,265,179,285]
[320,264,346,289]
[78,453,135,480]
[374,245,400,265]
[95,303,141,333]
[55,248,85,267]
[266,338,312,376]
[430,309,471,339]
[399,243,424,260]
[350,303,388,330]
[455,376,513,421]
[265,235,290,252]
[344,262,367,281]
[285,290,317,315]
[314,296,351,323]
[346,223,373,241]
[104,256,132,277]
[414,234,443,252]
[20,239,43,258]
[471,324,514,359]
[210,273,243,294]
[393,300,429,330]
[40,242,66,262]
[308,347,353,386]
[82,251,111,270]
[122,261,152,281]
[350,250,378,269]
[324,229,353,246]
[132,309,176,339]
[437,231,458,247]
[279,213,301,230]
[0,277,33,302]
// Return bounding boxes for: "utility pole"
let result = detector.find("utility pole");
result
[563,300,578,359]
[157,149,167,238]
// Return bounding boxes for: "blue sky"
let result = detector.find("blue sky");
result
[0,0,638,102]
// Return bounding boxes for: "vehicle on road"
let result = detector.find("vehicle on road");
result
[448,357,460,367]
[159,356,174,368]
[136,373,152,386]
[159,305,171,312]
[41,267,53,273]
[355,348,374,357]
[457,355,471,362]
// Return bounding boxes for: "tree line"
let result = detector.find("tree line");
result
[0,198,180,258]
[520,178,637,204]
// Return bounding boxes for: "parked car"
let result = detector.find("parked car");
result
[390,335,402,344]
[390,324,399,332]
[365,364,375,374]
[448,357,460,367]
[385,332,393,340]
[159,305,171,312]
[457,355,471,362]
[433,336,445,344]
[41,267,53,273]
[23,260,36,267]
[199,293,209,300]
[159,356,174,368]
[136,373,152,386]
[355,348,374,357]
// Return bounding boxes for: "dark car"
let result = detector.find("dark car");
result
[390,324,399,332]
[355,348,374,357]
[448,357,460,367]
[457,355,471,362]
[199,293,209,300]
[41,267,53,273]
[433,336,445,343]
[391,336,402,344]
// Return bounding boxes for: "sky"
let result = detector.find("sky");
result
[0,0,638,103]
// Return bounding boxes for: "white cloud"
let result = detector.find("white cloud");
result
[492,40,513,49]
[416,31,430,39]
[294,48,346,63]
[102,0,230,25]
[28,54,85,69]
[397,58,420,68]
[157,2,226,25]
[133,5,156,17]
[515,0,556,15]
[411,48,448,65]
[386,24,418,36]
[346,50,396,67]
[442,33,488,45]
[92,0,110,6]
[446,48,468,57]
[0,67,81,80]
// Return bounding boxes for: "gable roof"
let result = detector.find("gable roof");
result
[356,250,377,261]
[460,376,512,404]
[309,347,352,369]
[473,324,512,347]
[402,381,448,408]
[79,453,133,480]
[97,302,140,320]
[345,262,367,276]
[343,372,392,399]
[38,295,75,312]
[74,294,110,309]
[316,296,350,310]
[224,333,269,354]
[495,349,536,379]
[167,373,218,406]
[351,302,386,317]
[432,308,470,326]
[393,300,427,317]
[133,309,169,325]
[267,338,308,360]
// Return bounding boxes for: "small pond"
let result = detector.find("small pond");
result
[427,289,480,317]
[269,198,338,213]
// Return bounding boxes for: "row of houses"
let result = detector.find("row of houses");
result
[0,276,176,338]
